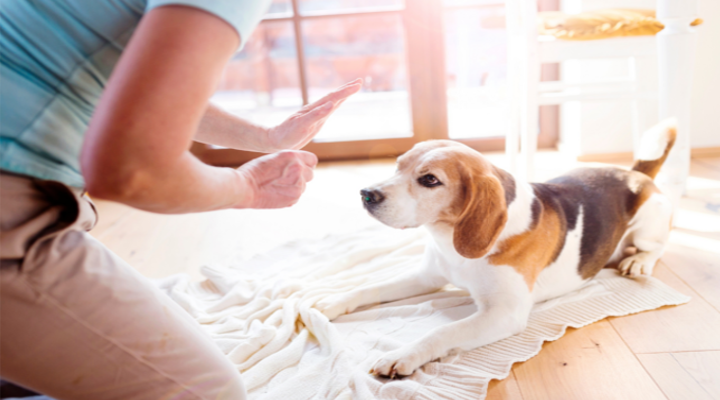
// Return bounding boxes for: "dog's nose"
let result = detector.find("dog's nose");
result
[360,188,384,206]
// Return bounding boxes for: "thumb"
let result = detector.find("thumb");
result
[274,160,304,186]
[294,150,319,168]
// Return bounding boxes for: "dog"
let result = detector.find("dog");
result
[316,119,676,378]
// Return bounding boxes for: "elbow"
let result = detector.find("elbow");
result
[84,177,128,203]
[84,171,145,204]
[81,156,149,204]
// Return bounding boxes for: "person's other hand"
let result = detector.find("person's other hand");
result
[236,150,318,209]
[265,79,363,151]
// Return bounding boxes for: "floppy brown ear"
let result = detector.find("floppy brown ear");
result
[453,173,508,259]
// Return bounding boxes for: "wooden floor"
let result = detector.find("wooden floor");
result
[90,152,720,400]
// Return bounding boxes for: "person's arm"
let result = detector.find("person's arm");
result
[81,6,316,214]
[195,79,362,152]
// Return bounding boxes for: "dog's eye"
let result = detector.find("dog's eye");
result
[418,174,442,188]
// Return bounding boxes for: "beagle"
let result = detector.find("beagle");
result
[316,118,677,378]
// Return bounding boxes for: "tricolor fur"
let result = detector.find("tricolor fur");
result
[316,118,677,378]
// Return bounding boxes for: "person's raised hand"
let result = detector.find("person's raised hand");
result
[264,79,363,151]
[236,150,318,209]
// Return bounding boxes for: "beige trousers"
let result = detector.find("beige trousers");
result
[0,173,246,400]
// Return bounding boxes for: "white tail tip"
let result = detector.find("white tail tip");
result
[637,118,677,161]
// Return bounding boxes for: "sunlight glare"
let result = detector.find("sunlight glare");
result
[668,230,720,254]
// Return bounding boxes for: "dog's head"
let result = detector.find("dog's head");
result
[361,140,514,259]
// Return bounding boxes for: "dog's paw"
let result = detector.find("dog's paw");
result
[618,252,657,277]
[370,347,427,379]
[315,294,359,320]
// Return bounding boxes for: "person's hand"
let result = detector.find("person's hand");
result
[236,150,318,209]
[265,79,363,151]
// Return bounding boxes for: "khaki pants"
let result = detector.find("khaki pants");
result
[0,173,246,400]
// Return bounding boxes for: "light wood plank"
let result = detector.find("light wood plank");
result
[691,149,720,160]
[661,243,720,313]
[512,320,666,400]
[690,159,720,181]
[638,352,720,400]
[487,371,525,400]
[90,161,391,280]
[674,196,720,237]
[127,211,217,280]
[90,208,172,271]
[89,199,135,239]
[609,263,720,353]
[692,157,720,169]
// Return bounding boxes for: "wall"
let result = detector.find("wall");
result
[689,0,720,148]
[562,0,720,156]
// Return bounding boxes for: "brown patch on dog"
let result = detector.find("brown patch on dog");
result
[631,126,676,179]
[628,175,661,216]
[489,194,565,290]
[451,150,509,259]
[493,166,517,207]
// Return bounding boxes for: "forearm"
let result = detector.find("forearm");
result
[89,152,251,214]
[195,103,271,152]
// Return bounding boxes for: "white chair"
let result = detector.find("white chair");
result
[505,0,699,207]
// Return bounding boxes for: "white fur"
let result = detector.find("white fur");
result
[636,117,677,161]
[616,192,672,276]
[497,181,536,242]
[532,206,588,303]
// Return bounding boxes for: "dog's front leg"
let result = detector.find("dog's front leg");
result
[370,295,532,378]
[316,266,447,320]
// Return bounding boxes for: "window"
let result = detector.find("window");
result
[194,0,557,166]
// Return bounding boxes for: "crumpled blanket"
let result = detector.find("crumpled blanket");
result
[156,226,689,400]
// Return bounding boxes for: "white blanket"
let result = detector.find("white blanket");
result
[157,226,690,400]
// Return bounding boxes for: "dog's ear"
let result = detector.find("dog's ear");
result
[453,169,508,259]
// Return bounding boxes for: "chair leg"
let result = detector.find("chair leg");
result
[504,0,522,176]
[506,103,519,176]
[631,56,659,160]
[519,0,539,182]
[655,0,699,208]
[520,87,538,182]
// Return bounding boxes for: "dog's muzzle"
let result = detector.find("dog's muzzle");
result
[360,188,385,209]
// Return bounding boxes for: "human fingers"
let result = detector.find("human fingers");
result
[286,152,316,184]
[288,150,318,168]
[301,161,314,183]
[276,161,304,186]
[276,163,312,187]
[295,101,333,126]
[299,79,362,113]
[270,151,316,184]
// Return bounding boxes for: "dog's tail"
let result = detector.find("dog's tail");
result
[632,118,677,180]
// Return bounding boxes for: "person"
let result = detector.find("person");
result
[0,1,361,399]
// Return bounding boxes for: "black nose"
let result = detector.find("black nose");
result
[360,188,384,206]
